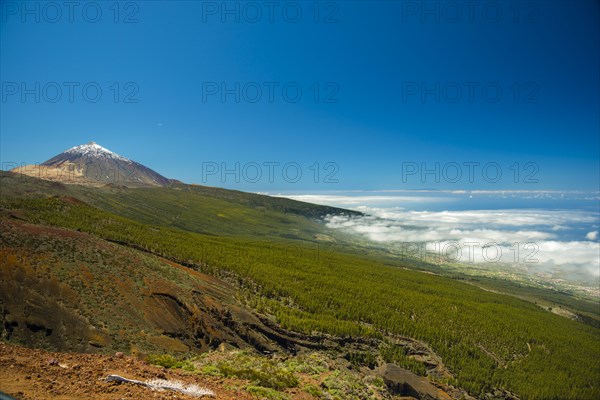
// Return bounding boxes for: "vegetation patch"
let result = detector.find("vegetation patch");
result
[193,350,298,390]
[192,350,390,399]
[146,354,195,371]
[1,176,599,399]
[246,385,290,400]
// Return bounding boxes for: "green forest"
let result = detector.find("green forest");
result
[1,189,598,399]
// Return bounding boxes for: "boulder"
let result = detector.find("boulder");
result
[380,363,450,400]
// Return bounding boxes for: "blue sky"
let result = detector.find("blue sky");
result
[1,0,599,191]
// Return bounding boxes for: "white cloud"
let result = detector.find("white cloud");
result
[324,207,600,283]
[277,194,451,207]
[272,192,599,284]
[364,208,596,229]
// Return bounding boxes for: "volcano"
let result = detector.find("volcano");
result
[12,141,170,187]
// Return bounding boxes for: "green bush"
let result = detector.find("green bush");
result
[201,364,223,376]
[219,362,298,390]
[146,353,179,368]
[246,386,290,400]
[302,384,324,397]
[146,353,195,371]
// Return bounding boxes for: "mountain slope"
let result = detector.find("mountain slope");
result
[3,155,600,399]
[0,213,265,355]
[1,171,360,240]
[1,182,599,399]
[12,142,170,187]
[0,192,466,400]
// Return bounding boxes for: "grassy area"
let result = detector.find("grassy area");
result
[1,172,599,399]
[147,349,389,400]
[0,171,359,241]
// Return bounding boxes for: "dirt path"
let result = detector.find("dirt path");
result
[0,342,253,400]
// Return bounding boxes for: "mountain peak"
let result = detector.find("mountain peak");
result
[10,141,172,187]
[63,142,130,163]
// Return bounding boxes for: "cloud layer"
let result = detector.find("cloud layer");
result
[324,207,600,281]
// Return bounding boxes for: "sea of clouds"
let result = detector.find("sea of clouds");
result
[277,192,600,283]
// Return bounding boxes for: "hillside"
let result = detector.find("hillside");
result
[0,171,359,241]
[1,171,599,399]
[7,141,361,238]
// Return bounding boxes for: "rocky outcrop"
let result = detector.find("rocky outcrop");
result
[379,363,452,400]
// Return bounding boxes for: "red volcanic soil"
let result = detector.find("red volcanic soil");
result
[0,342,254,400]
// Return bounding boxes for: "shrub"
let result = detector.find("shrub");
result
[219,362,298,390]
[201,365,222,376]
[302,384,324,397]
[246,386,290,400]
[145,353,195,371]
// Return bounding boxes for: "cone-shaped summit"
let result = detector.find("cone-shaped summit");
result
[13,142,170,187]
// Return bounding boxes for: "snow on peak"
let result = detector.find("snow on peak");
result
[64,142,131,162]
